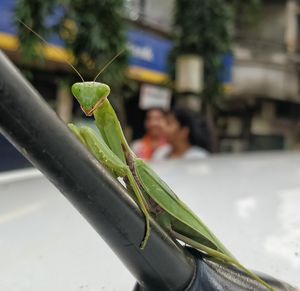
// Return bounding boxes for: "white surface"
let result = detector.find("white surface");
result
[0,152,300,290]
[0,169,135,291]
[151,151,300,288]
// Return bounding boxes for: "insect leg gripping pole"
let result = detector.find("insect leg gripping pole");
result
[0,51,296,291]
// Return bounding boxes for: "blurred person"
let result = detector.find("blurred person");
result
[131,108,168,161]
[153,108,209,160]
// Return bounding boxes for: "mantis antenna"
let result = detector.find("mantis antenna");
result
[93,48,125,82]
[16,18,85,82]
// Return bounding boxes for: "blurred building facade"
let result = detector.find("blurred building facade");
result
[220,0,300,152]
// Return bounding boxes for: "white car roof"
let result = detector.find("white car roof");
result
[0,151,299,290]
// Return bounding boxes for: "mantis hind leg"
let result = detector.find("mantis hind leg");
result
[126,171,150,249]
[171,230,274,291]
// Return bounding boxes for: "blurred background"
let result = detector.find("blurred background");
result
[1,0,300,170]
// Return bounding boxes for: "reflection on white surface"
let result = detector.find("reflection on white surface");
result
[0,202,45,225]
[0,168,41,183]
[265,188,300,268]
[185,163,211,176]
[235,197,257,219]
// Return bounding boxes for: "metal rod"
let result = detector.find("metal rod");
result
[0,50,195,290]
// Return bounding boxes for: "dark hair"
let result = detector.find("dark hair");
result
[172,108,210,151]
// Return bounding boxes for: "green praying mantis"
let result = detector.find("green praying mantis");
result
[68,82,273,291]
[19,19,274,290]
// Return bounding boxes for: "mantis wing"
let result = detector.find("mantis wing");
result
[134,158,230,256]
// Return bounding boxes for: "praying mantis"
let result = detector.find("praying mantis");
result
[68,82,273,291]
[19,19,274,290]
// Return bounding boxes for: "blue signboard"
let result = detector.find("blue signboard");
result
[0,0,15,35]
[219,53,233,91]
[221,53,233,84]
[127,30,172,79]
[0,0,64,46]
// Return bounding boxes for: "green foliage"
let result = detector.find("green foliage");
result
[14,0,128,89]
[59,0,128,88]
[172,0,232,104]
[14,0,58,62]
[230,0,261,26]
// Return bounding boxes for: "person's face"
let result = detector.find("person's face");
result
[164,114,189,144]
[144,109,166,137]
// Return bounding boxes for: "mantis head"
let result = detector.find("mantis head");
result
[71,82,110,116]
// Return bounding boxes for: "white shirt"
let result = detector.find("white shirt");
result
[152,145,208,161]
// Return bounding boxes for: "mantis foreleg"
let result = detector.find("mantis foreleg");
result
[93,99,133,164]
[68,124,150,249]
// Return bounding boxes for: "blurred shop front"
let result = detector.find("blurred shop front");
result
[217,0,300,152]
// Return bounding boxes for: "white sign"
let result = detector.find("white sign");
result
[176,55,203,93]
[139,84,171,110]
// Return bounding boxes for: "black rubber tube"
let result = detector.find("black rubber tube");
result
[0,51,195,290]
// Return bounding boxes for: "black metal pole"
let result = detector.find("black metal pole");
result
[0,50,195,290]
